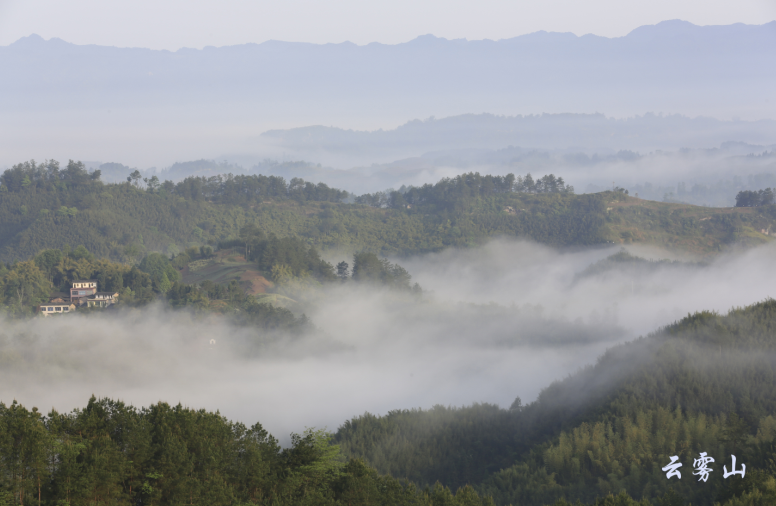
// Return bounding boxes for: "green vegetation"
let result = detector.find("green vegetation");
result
[2,159,774,263]
[177,248,273,295]
[0,239,419,329]
[10,256,776,505]
[5,159,776,505]
[335,404,517,492]
[232,225,337,283]
[629,170,776,208]
[0,246,308,331]
[0,396,495,506]
[334,299,776,506]
[355,173,573,211]
[601,194,775,255]
[735,188,774,208]
[0,160,352,263]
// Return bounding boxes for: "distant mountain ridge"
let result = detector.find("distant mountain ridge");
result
[261,113,776,156]
[2,20,774,171]
[2,20,774,116]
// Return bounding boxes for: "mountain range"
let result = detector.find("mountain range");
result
[1,20,774,168]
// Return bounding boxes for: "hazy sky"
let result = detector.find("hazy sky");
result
[1,0,774,49]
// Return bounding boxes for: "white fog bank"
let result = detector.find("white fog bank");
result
[1,239,775,441]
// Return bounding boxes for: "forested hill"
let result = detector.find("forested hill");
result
[1,159,774,262]
[0,397,497,506]
[335,299,776,505]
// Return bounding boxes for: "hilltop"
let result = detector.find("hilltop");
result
[603,194,774,255]
[0,163,774,262]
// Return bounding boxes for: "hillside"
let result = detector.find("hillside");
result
[3,240,776,505]
[335,299,776,505]
[3,163,776,505]
[1,166,774,262]
[180,249,273,295]
[603,195,774,255]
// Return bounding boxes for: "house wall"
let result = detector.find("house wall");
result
[71,288,97,298]
[39,305,75,315]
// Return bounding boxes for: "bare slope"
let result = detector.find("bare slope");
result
[180,250,273,295]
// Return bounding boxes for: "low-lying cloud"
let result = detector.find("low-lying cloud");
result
[1,239,775,442]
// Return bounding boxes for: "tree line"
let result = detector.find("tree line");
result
[5,157,762,262]
[0,160,101,193]
[1,159,349,205]
[0,396,495,506]
[734,188,774,207]
[355,172,574,212]
[171,174,349,204]
[8,166,750,275]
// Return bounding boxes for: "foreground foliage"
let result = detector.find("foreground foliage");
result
[0,397,495,506]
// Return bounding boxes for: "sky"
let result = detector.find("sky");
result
[0,0,774,49]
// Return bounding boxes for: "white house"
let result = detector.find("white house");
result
[39,303,76,315]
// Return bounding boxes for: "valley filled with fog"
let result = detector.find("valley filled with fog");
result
[2,239,775,441]
[1,9,776,503]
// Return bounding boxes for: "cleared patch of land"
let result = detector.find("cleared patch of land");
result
[605,195,775,257]
[180,250,273,295]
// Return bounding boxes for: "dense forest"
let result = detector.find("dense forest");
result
[3,159,776,505]
[1,159,774,263]
[334,299,776,505]
[0,396,496,506]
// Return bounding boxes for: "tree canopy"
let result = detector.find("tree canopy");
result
[0,396,496,506]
